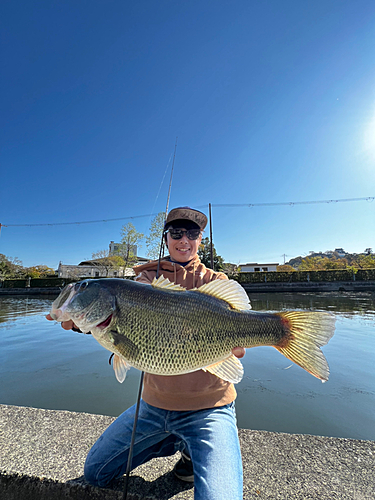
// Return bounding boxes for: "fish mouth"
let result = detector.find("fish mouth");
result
[95,314,113,330]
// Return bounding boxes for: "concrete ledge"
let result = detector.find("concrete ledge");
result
[1,281,375,296]
[0,287,61,296]
[0,404,374,499]
[242,280,375,293]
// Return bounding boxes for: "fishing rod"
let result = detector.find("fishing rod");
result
[209,203,214,270]
[122,138,177,500]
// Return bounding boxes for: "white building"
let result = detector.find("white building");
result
[57,262,132,279]
[109,241,137,256]
[239,263,279,273]
[57,255,149,280]
[334,248,346,258]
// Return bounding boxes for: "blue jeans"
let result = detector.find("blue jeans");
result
[84,400,243,500]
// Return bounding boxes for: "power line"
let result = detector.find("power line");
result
[203,196,374,208]
[1,196,373,228]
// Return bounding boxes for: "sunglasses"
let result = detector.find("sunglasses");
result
[166,228,201,240]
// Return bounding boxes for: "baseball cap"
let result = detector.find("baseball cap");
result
[164,207,208,230]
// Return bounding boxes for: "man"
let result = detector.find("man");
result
[50,207,244,500]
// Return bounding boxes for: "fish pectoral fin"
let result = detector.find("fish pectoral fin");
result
[112,354,131,383]
[151,276,187,291]
[203,354,244,384]
[109,331,139,360]
[194,280,251,311]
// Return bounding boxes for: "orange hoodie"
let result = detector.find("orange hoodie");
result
[132,255,237,411]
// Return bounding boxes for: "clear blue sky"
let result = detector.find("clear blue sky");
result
[1,0,374,269]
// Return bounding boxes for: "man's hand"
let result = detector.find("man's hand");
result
[46,314,80,332]
[232,347,245,359]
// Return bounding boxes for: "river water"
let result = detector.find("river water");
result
[0,291,374,441]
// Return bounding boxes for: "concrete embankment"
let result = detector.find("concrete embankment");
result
[0,287,61,296]
[241,280,375,293]
[0,404,374,499]
[1,280,375,296]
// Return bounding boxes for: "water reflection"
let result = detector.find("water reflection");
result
[0,296,53,323]
[249,291,375,316]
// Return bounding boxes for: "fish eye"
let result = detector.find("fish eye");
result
[74,281,88,292]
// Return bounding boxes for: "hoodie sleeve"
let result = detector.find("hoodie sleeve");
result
[134,270,156,284]
[212,271,228,281]
[201,268,228,284]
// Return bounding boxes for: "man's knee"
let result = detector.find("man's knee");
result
[84,456,101,487]
[83,452,113,488]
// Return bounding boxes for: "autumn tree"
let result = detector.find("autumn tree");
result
[91,249,126,277]
[24,265,55,278]
[146,212,165,260]
[277,264,296,272]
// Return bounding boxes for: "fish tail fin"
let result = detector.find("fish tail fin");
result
[275,311,335,382]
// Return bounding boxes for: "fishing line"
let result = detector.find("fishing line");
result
[122,371,144,500]
[122,139,177,500]
[198,196,375,209]
[149,152,173,222]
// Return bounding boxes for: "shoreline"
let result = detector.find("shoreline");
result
[0,280,374,296]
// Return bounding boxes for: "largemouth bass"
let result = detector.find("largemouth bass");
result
[50,277,335,384]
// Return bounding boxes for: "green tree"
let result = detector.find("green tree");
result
[198,237,225,271]
[0,254,24,279]
[222,262,240,278]
[356,254,375,269]
[299,255,350,271]
[298,256,318,271]
[120,222,144,269]
[146,212,165,260]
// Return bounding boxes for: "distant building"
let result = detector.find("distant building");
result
[239,263,279,273]
[57,246,149,279]
[334,248,346,258]
[57,261,132,279]
[109,241,137,256]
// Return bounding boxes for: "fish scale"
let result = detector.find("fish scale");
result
[50,277,335,383]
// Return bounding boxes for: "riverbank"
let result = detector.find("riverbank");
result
[242,280,375,293]
[0,287,61,296]
[0,404,374,499]
[0,280,374,296]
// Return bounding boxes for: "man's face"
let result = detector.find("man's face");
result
[166,227,202,263]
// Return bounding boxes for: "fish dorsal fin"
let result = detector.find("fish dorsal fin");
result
[203,354,244,384]
[194,279,251,310]
[112,354,131,383]
[151,276,187,291]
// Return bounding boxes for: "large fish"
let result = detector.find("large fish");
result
[50,277,335,384]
